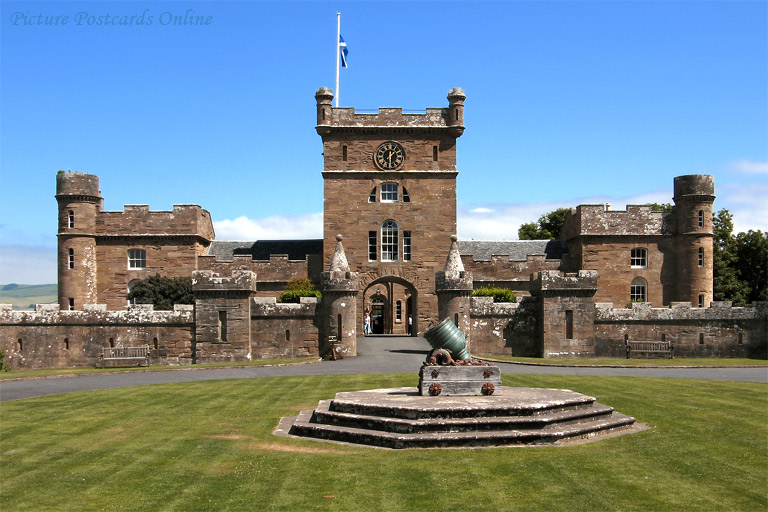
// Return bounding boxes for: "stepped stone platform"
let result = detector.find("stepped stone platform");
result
[276,387,647,449]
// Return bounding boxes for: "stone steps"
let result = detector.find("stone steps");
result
[280,387,641,449]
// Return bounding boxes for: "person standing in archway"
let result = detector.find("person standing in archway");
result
[364,311,371,335]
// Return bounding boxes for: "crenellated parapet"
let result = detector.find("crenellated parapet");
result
[532,270,598,296]
[192,270,257,296]
[0,303,194,325]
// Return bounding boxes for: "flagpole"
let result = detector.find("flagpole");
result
[335,12,341,107]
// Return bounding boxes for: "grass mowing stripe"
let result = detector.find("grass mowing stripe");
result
[1,374,765,511]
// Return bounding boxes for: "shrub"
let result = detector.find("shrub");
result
[0,349,9,372]
[279,278,322,303]
[126,274,193,310]
[472,287,516,303]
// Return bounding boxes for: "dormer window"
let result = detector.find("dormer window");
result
[381,183,398,202]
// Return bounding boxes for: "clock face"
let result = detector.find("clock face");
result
[375,141,405,170]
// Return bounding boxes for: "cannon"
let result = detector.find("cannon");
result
[422,318,482,366]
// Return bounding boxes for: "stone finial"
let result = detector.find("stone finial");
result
[443,235,464,278]
[329,234,350,272]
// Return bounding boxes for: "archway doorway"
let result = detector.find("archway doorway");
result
[363,278,418,336]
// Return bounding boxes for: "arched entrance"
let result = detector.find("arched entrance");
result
[362,277,418,336]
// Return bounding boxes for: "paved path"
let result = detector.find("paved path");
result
[1,336,766,401]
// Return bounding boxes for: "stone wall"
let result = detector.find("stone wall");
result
[0,303,194,369]
[463,254,562,297]
[594,301,768,358]
[469,296,538,357]
[251,297,320,359]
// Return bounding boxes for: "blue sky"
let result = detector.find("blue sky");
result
[1,0,766,284]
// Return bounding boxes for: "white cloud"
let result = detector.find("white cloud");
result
[717,182,768,233]
[458,190,673,240]
[213,213,323,240]
[729,159,768,175]
[0,245,57,285]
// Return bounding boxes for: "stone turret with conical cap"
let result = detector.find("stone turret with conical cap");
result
[321,235,359,357]
[435,235,473,341]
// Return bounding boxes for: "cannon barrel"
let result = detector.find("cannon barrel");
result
[423,318,471,360]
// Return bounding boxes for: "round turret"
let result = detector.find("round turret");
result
[447,88,466,136]
[672,174,715,306]
[56,171,101,309]
[315,87,334,132]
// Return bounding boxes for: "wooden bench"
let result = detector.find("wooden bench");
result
[626,341,673,359]
[100,346,151,367]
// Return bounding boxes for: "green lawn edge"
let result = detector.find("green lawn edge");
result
[477,354,768,367]
[1,373,766,511]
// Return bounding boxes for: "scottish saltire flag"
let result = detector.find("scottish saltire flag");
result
[339,35,348,67]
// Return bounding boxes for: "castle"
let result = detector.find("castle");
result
[1,88,765,368]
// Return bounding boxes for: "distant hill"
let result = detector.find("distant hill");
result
[0,284,57,310]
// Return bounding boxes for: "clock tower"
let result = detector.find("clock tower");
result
[315,87,466,335]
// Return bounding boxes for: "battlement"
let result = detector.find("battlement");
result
[532,270,598,293]
[192,270,257,293]
[251,296,318,316]
[97,204,214,239]
[0,303,194,325]
[56,171,101,198]
[595,300,768,322]
[562,204,665,239]
[674,174,715,200]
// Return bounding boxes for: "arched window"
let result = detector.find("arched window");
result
[698,210,704,228]
[381,220,398,261]
[68,248,74,269]
[369,187,377,203]
[698,247,704,267]
[381,183,398,202]
[68,210,75,228]
[128,249,146,269]
[630,277,647,302]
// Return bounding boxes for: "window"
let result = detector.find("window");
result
[630,248,647,268]
[219,311,227,342]
[396,301,402,322]
[433,146,438,161]
[68,248,74,269]
[68,210,75,228]
[698,247,704,267]
[698,294,704,308]
[285,330,290,342]
[109,337,115,348]
[17,339,22,352]
[368,231,377,261]
[342,145,348,161]
[381,220,399,261]
[381,183,398,202]
[64,338,69,350]
[699,333,704,345]
[403,231,412,261]
[565,310,573,339]
[738,332,743,345]
[153,337,158,350]
[68,298,75,310]
[402,187,410,202]
[128,249,146,269]
[630,278,647,302]
[698,210,704,228]
[369,187,377,203]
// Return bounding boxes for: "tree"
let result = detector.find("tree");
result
[279,278,321,303]
[735,230,768,303]
[518,207,571,240]
[647,202,673,213]
[712,209,768,306]
[126,274,194,310]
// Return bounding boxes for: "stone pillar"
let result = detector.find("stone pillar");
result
[192,270,257,363]
[321,235,359,357]
[435,235,473,346]
[531,270,598,358]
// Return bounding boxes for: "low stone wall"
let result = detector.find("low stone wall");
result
[469,296,538,357]
[0,304,194,369]
[251,297,320,359]
[594,301,768,358]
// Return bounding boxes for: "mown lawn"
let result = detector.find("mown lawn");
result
[478,355,768,367]
[1,374,766,511]
[0,357,318,380]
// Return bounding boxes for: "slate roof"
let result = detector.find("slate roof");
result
[458,240,566,261]
[206,240,323,261]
